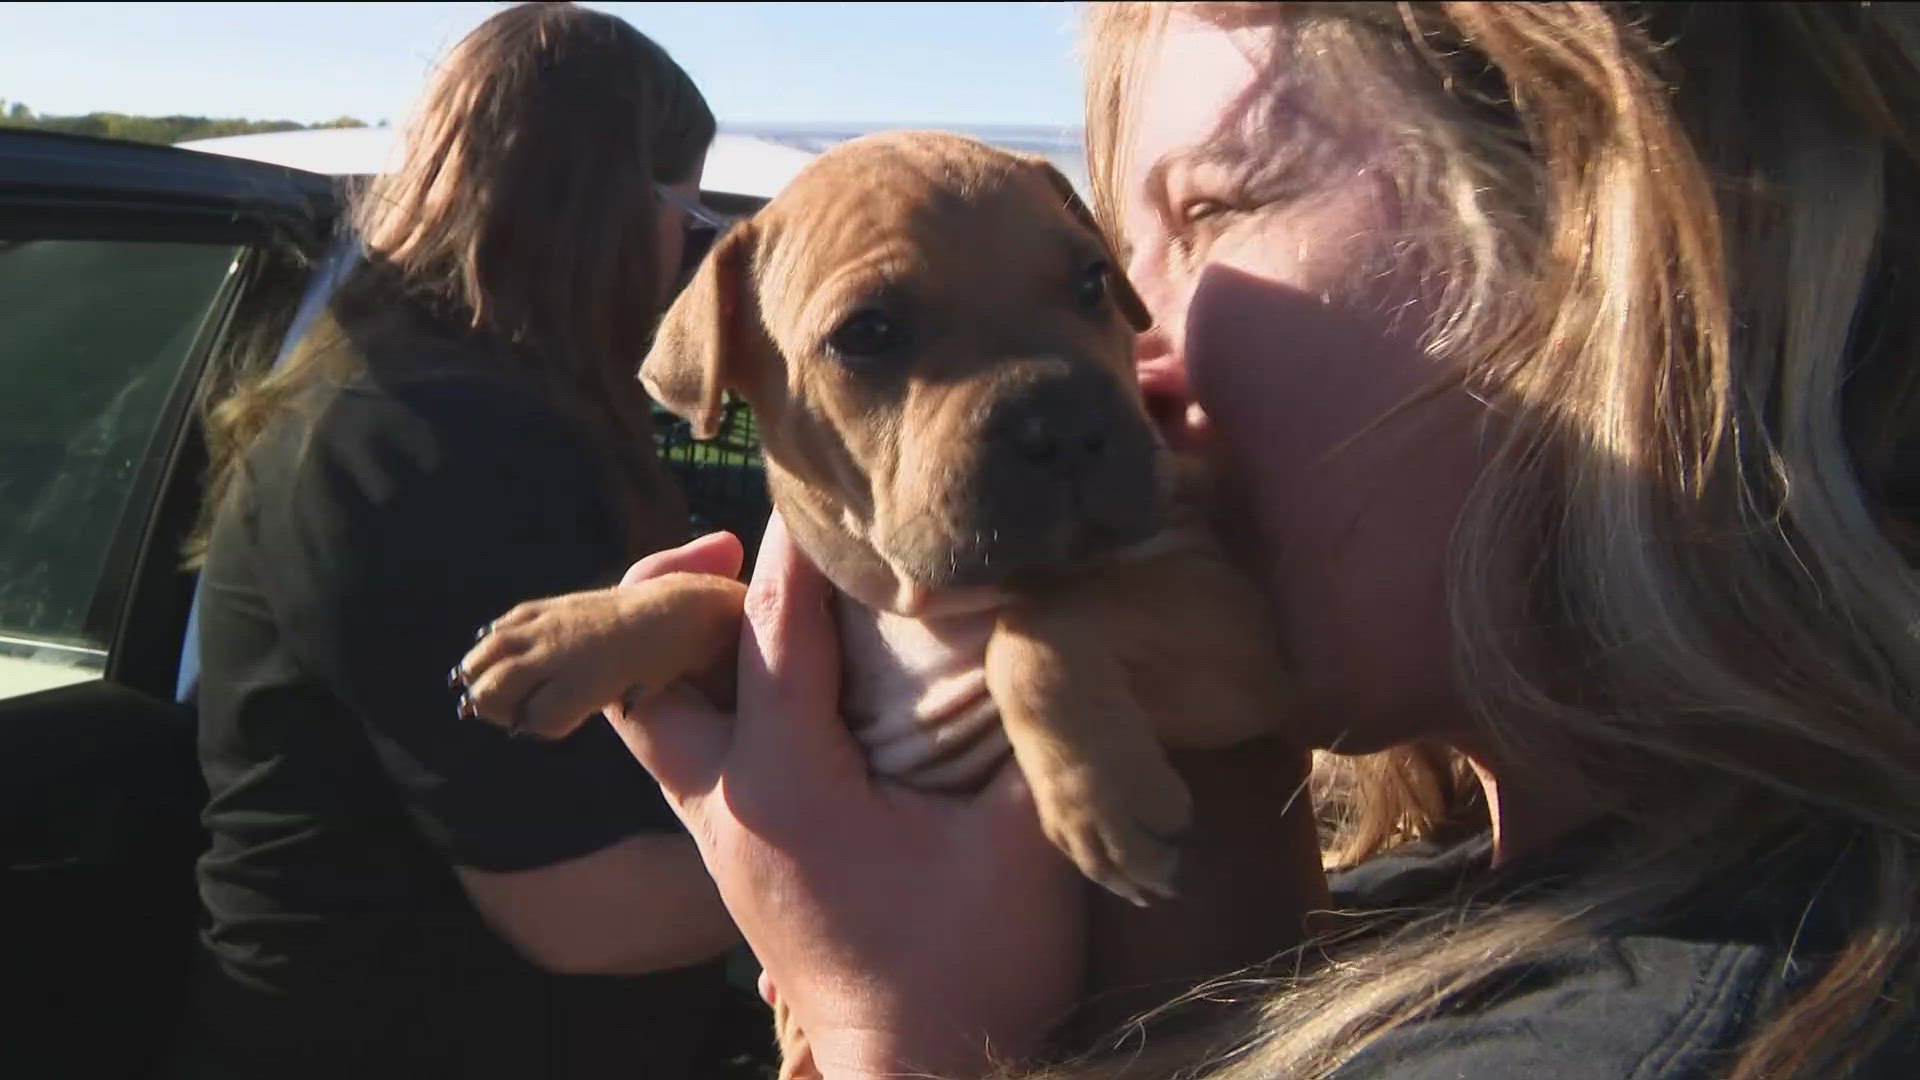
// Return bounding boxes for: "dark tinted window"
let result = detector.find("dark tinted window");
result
[0,238,238,697]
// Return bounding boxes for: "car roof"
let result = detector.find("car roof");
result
[173,123,1090,201]
[0,127,334,234]
[174,127,821,200]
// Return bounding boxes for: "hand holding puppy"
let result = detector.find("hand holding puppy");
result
[603,516,1087,1080]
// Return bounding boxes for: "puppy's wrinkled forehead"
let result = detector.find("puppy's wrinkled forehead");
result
[749,135,1106,340]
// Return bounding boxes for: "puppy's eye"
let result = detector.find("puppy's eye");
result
[828,310,903,358]
[1076,261,1110,309]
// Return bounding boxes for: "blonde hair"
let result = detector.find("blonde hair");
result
[1064,3,1920,1077]
[188,1,711,563]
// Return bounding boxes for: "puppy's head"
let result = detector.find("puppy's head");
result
[643,131,1158,615]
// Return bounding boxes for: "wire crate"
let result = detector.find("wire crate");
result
[652,396,773,564]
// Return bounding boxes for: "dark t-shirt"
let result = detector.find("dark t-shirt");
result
[1323,825,1919,1079]
[173,311,736,1078]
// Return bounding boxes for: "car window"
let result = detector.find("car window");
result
[0,238,240,700]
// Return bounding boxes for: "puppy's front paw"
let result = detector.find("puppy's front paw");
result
[1030,753,1193,906]
[453,590,644,741]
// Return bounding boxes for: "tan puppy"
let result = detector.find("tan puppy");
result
[457,130,1321,1065]
[465,129,1290,901]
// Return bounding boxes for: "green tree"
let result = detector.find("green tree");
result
[0,101,371,145]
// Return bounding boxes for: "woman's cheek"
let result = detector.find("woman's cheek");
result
[1182,255,1328,494]
[1181,248,1471,738]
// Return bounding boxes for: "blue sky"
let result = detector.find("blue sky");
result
[0,2,1087,129]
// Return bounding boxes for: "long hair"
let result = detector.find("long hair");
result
[188,1,713,563]
[1066,3,1920,1077]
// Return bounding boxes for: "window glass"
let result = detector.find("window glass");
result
[0,238,239,698]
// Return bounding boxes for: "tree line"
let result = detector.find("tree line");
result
[0,99,382,146]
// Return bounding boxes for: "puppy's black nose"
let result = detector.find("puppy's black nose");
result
[998,371,1121,479]
[1011,419,1109,467]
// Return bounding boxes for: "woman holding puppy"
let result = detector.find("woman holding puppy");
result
[172,4,751,1078]
[587,2,1920,1078]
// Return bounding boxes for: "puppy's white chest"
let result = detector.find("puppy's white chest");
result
[834,594,1010,791]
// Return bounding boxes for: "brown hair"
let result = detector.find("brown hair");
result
[189,1,713,562]
[1059,3,1920,1078]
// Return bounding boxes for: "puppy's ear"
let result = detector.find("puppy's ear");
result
[1027,156,1153,332]
[642,224,757,440]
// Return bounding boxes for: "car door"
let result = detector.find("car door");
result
[0,130,334,1079]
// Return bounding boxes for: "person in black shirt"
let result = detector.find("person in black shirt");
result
[168,5,750,1077]
[537,4,1920,1079]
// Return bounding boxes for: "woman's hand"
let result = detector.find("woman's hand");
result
[605,515,1088,1080]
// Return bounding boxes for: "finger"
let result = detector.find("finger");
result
[604,681,733,802]
[730,514,867,782]
[622,531,744,588]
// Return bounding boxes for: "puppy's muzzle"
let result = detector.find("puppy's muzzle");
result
[959,366,1162,578]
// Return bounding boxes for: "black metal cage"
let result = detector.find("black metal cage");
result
[652,396,772,563]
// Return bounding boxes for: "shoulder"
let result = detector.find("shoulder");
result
[1324,829,1914,1080]
[313,357,592,486]
[1330,931,1795,1080]
[241,332,605,533]
[223,328,625,600]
